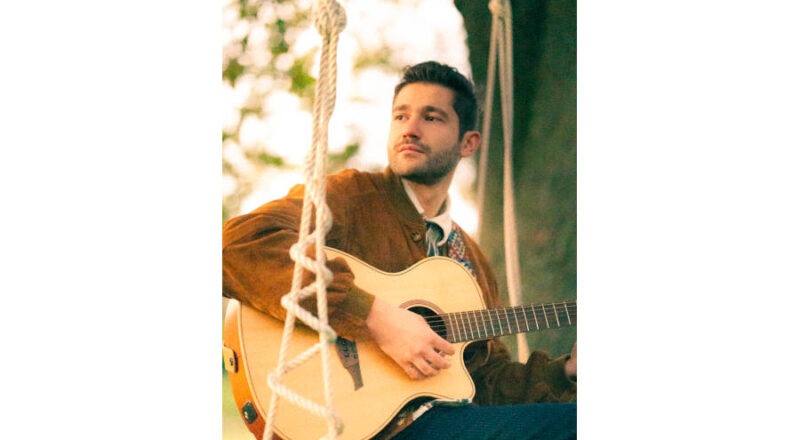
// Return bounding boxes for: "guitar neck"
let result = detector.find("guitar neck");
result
[427,301,577,343]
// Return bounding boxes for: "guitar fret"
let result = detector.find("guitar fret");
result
[445,314,453,342]
[531,305,540,330]
[475,311,482,338]
[494,309,502,336]
[452,313,459,342]
[458,312,468,342]
[442,314,453,343]
[504,308,512,334]
[454,312,462,342]
[449,313,458,342]
[551,303,560,327]
[480,310,489,338]
[563,302,571,326]
[512,307,521,333]
[522,306,531,332]
[467,311,476,340]
[541,304,550,328]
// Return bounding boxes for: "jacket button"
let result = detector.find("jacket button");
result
[411,231,422,242]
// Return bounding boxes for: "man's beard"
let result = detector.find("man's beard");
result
[393,142,462,185]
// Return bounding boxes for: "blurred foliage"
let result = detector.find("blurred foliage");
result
[222,0,314,222]
[221,0,418,223]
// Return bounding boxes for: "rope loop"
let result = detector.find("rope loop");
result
[488,0,510,20]
[313,0,347,37]
[264,1,347,438]
[478,0,528,362]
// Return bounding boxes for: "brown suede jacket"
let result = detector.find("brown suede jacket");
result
[222,167,576,404]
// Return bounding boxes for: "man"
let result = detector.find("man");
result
[223,61,576,439]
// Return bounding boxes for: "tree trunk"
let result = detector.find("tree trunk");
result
[454,0,577,357]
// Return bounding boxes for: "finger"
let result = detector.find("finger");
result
[425,349,451,370]
[405,364,425,380]
[432,337,456,356]
[412,359,439,378]
[405,365,419,379]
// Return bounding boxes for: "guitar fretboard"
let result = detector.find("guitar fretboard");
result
[426,301,576,343]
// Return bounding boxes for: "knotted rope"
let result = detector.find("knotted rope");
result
[264,1,347,439]
[476,0,529,361]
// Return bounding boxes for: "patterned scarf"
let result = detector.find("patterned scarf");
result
[444,225,476,276]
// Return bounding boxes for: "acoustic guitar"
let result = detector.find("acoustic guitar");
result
[223,247,576,440]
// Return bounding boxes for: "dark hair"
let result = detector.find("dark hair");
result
[393,61,479,138]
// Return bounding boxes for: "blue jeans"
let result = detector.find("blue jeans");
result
[392,403,577,440]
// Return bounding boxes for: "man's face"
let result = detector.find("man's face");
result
[387,82,465,185]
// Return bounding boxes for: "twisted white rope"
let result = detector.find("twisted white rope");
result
[476,0,529,361]
[264,1,347,439]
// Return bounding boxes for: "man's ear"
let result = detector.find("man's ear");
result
[460,130,481,158]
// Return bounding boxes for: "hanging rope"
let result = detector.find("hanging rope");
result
[476,0,529,361]
[264,1,347,439]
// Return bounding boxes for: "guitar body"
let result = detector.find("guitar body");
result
[223,248,486,440]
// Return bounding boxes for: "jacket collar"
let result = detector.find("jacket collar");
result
[401,178,452,246]
[382,167,426,225]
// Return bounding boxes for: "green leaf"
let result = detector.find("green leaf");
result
[223,58,245,86]
[288,57,316,101]
[254,151,285,167]
[327,143,361,172]
[222,131,237,142]
[238,0,259,19]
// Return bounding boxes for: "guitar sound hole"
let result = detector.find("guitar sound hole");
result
[408,306,448,340]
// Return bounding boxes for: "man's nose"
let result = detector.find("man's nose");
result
[402,116,421,138]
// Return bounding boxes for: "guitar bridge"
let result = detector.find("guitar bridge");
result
[335,337,364,390]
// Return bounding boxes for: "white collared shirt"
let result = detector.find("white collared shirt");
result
[401,179,453,247]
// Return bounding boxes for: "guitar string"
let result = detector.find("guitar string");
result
[425,308,578,330]
[423,302,577,326]
[423,306,577,328]
[423,302,576,339]
[423,311,578,334]
[424,303,578,327]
